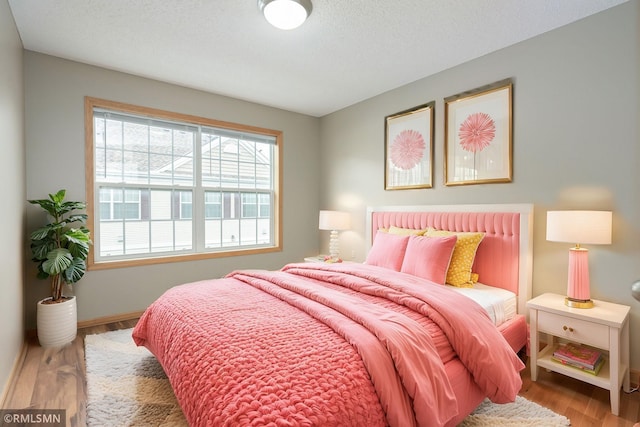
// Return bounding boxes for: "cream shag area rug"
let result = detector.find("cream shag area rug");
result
[85,328,188,426]
[85,328,571,427]
[459,396,570,426]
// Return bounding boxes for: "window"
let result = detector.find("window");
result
[204,192,222,219]
[86,97,282,269]
[99,188,141,220]
[241,193,271,218]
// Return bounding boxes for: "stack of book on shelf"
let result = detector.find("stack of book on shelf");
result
[552,342,605,375]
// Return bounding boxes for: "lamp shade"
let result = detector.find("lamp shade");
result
[319,210,350,231]
[546,210,612,245]
[258,0,312,30]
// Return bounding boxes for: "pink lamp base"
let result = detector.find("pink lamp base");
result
[565,247,593,308]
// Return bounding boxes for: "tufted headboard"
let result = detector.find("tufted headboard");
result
[366,204,534,314]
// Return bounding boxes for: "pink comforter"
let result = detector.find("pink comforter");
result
[133,263,524,427]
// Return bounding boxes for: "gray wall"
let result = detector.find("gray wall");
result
[319,2,640,369]
[0,0,25,399]
[24,52,321,328]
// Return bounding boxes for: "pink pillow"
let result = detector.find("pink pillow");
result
[401,235,458,284]
[365,231,410,271]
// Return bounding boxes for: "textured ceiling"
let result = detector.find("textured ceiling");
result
[8,0,627,117]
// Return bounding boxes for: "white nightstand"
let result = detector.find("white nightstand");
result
[304,255,355,264]
[527,293,630,415]
[304,255,329,263]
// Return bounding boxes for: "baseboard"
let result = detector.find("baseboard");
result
[0,341,28,409]
[77,310,145,329]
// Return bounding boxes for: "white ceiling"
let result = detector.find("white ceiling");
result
[8,0,627,117]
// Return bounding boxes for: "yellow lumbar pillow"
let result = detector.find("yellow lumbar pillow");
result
[387,226,427,236]
[424,229,484,287]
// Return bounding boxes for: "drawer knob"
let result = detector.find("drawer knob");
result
[562,325,574,332]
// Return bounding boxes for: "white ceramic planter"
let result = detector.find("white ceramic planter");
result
[36,296,77,347]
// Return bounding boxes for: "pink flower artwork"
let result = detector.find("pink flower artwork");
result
[390,129,425,170]
[458,112,496,152]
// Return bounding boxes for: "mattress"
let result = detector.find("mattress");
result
[448,283,517,327]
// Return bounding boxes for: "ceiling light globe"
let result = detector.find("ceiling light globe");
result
[259,0,312,30]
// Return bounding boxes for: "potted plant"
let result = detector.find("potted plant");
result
[29,189,92,347]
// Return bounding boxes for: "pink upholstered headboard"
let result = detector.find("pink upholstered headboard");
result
[366,204,534,314]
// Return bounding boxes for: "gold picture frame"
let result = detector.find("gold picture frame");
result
[384,101,435,190]
[444,79,513,186]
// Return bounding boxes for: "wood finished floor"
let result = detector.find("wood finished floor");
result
[2,319,639,427]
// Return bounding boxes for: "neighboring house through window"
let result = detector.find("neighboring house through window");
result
[85,97,282,269]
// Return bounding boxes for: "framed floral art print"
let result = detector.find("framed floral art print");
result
[384,101,434,190]
[444,79,513,186]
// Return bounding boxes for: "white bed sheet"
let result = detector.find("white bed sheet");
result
[448,283,517,327]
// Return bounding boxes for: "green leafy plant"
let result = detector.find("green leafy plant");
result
[29,189,92,302]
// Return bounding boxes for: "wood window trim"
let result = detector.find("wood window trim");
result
[84,96,283,271]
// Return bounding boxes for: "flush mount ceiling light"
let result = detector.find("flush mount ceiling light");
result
[258,0,312,30]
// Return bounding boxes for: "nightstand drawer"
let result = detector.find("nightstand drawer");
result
[537,311,609,349]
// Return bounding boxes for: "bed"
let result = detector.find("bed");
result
[132,203,534,427]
